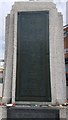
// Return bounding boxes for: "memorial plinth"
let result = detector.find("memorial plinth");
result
[2,2,66,105]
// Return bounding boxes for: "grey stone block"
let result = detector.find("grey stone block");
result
[7,106,59,120]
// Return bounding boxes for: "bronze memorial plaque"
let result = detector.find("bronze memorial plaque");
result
[16,11,51,102]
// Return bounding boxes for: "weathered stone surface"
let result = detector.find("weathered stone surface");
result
[2,2,66,105]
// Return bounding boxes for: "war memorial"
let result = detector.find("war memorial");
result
[0,1,67,119]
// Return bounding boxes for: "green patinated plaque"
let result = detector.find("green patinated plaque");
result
[16,11,51,102]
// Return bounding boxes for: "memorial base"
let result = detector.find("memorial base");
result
[7,106,60,120]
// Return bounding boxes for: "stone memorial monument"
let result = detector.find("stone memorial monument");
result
[1,1,67,119]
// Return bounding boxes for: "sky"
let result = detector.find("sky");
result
[0,0,67,59]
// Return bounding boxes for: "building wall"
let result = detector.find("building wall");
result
[64,25,68,100]
[64,26,68,58]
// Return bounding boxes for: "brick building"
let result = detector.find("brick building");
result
[64,24,68,100]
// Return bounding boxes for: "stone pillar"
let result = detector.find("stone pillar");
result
[66,1,68,24]
[2,11,14,104]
